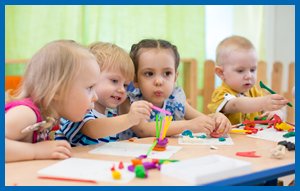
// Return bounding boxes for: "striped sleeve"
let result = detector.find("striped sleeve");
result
[55,111,100,146]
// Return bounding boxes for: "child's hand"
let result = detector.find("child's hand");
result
[209,112,232,136]
[188,115,215,135]
[260,110,285,121]
[262,94,289,111]
[127,101,152,126]
[33,140,72,160]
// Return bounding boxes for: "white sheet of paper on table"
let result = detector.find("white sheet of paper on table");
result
[178,133,234,145]
[160,154,252,185]
[38,158,135,183]
[89,142,182,159]
[247,127,295,143]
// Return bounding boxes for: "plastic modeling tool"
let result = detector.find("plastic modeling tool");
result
[259,81,292,107]
[151,105,171,115]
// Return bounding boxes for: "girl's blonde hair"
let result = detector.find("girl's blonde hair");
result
[11,40,96,118]
[89,42,134,82]
[216,35,255,66]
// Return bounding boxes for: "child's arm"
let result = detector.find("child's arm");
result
[5,106,71,162]
[259,109,286,121]
[184,101,208,119]
[185,101,231,136]
[131,115,215,137]
[6,105,40,142]
[80,100,152,139]
[222,94,289,114]
[131,101,217,138]
[131,116,220,138]
[5,138,71,162]
[207,112,232,135]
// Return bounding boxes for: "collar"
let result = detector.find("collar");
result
[221,82,251,97]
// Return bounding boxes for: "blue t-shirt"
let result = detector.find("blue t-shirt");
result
[127,86,186,122]
[55,108,136,146]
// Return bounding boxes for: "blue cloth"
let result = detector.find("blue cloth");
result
[127,86,186,122]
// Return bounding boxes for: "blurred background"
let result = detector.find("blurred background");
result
[5,5,295,112]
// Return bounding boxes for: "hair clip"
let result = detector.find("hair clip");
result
[21,117,57,134]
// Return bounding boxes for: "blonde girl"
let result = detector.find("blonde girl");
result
[5,40,100,162]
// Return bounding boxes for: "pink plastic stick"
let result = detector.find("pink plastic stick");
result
[151,105,171,115]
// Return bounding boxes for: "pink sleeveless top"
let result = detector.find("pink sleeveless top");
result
[5,98,44,143]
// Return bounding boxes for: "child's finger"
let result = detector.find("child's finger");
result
[259,112,268,118]
[139,100,153,109]
[57,146,72,157]
[210,131,223,138]
[216,120,227,134]
[214,116,221,126]
[206,117,215,127]
[215,119,231,135]
[272,96,290,106]
[202,126,213,135]
[139,104,152,113]
[58,140,72,149]
[224,121,232,134]
[141,112,150,119]
[138,107,150,114]
[134,106,150,114]
[266,113,274,121]
[53,152,71,159]
[273,99,289,105]
[272,94,287,100]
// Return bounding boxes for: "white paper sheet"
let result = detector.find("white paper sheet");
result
[161,154,252,185]
[178,133,234,145]
[247,127,295,143]
[38,158,135,183]
[89,142,182,159]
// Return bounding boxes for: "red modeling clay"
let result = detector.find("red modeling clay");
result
[118,161,124,169]
[236,151,261,158]
[210,131,222,138]
[110,164,115,171]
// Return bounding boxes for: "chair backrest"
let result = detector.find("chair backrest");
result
[181,59,295,123]
[181,59,198,107]
[199,60,215,114]
[283,62,295,123]
[6,76,23,91]
[5,59,28,93]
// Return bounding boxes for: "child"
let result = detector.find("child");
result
[55,42,152,146]
[124,39,231,138]
[208,35,289,125]
[5,40,100,162]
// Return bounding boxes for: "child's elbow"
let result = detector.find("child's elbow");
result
[223,100,238,113]
[133,129,147,138]
[80,128,100,140]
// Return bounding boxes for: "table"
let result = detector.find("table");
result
[5,134,295,186]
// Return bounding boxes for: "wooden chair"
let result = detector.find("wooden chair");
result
[181,59,215,114]
[181,59,198,107]
[283,62,295,123]
[5,59,28,93]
